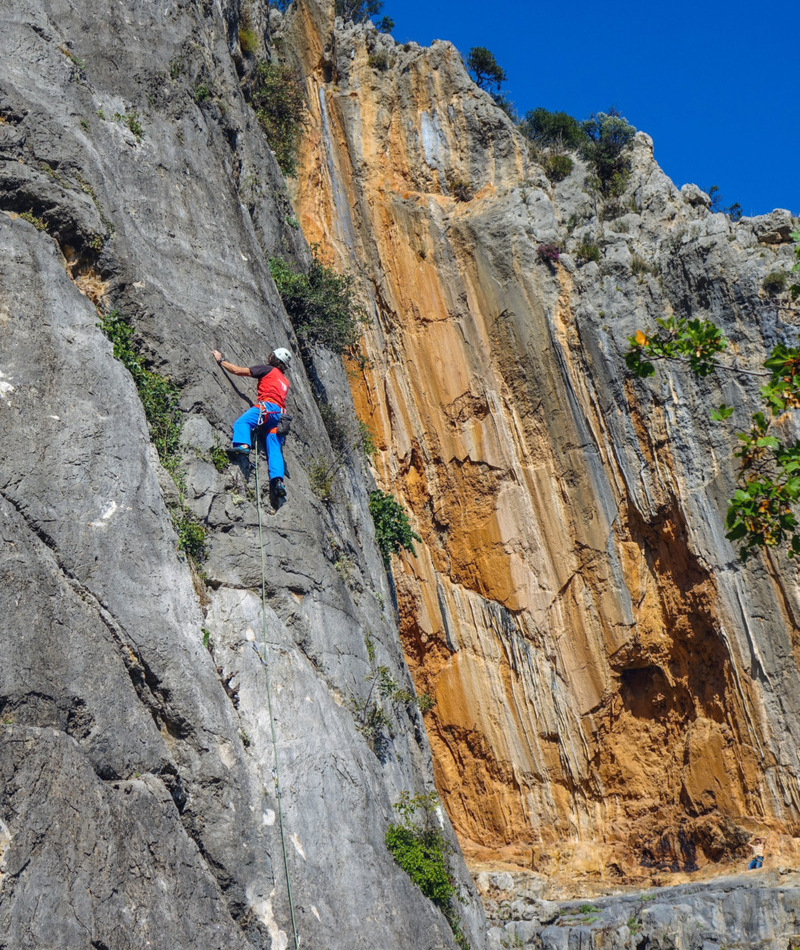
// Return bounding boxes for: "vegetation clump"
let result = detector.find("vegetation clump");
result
[351,664,414,751]
[269,250,369,356]
[385,792,470,949]
[367,49,391,71]
[369,489,421,566]
[99,310,208,564]
[631,254,658,278]
[536,243,560,265]
[239,7,259,55]
[763,270,788,294]
[625,234,800,562]
[580,109,636,195]
[252,60,306,175]
[335,0,384,23]
[576,241,601,264]
[446,172,473,202]
[466,46,506,92]
[19,209,48,231]
[113,111,143,140]
[708,185,743,221]
[542,152,573,183]
[98,310,182,473]
[173,509,208,561]
[520,107,585,151]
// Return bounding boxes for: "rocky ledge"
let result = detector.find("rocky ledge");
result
[477,870,800,949]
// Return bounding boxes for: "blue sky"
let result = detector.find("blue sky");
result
[382,0,798,217]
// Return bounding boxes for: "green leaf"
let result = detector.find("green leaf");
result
[710,404,734,421]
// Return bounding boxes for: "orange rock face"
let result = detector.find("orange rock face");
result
[282,0,800,881]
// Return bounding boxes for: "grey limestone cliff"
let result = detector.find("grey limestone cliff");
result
[0,1,485,948]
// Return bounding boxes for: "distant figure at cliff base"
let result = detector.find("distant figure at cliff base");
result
[212,347,292,500]
[748,836,764,870]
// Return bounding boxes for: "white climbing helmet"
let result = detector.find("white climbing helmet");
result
[273,347,292,368]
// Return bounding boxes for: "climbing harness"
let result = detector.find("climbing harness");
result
[253,437,301,950]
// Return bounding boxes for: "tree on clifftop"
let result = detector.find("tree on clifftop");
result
[466,46,507,92]
[335,0,383,22]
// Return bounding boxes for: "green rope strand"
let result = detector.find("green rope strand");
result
[253,441,300,950]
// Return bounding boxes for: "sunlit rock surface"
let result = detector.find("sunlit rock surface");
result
[284,0,800,882]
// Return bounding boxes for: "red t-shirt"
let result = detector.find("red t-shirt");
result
[250,365,289,409]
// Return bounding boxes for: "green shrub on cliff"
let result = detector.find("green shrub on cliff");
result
[580,110,636,194]
[519,107,585,150]
[99,310,208,565]
[368,489,421,566]
[466,46,506,92]
[98,310,182,473]
[269,250,369,356]
[252,60,306,175]
[386,792,470,949]
[542,152,574,182]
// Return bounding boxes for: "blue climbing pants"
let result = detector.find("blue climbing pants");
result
[231,403,285,479]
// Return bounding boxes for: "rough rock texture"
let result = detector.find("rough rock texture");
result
[0,1,484,948]
[284,0,800,882]
[477,869,800,949]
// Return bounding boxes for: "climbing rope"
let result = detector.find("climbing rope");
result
[253,429,301,950]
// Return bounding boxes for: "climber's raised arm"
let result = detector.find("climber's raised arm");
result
[211,350,252,376]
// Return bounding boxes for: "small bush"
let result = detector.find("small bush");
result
[172,509,207,562]
[367,50,391,71]
[491,92,518,122]
[576,242,601,264]
[195,84,211,103]
[726,202,743,222]
[369,489,421,566]
[763,271,787,294]
[252,60,306,175]
[447,173,473,202]
[519,107,585,150]
[542,152,573,183]
[377,15,394,32]
[209,442,229,472]
[349,662,418,754]
[385,791,469,949]
[239,26,258,56]
[385,824,455,905]
[98,310,182,473]
[19,209,48,231]
[319,403,349,452]
[580,110,635,194]
[270,251,369,356]
[358,419,377,458]
[308,459,336,501]
[114,111,143,139]
[536,243,560,264]
[631,254,658,278]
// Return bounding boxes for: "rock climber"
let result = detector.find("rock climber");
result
[211,347,292,498]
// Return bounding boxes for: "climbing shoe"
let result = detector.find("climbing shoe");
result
[270,477,286,498]
[228,443,251,456]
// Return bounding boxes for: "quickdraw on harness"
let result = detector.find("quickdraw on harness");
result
[257,403,291,436]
